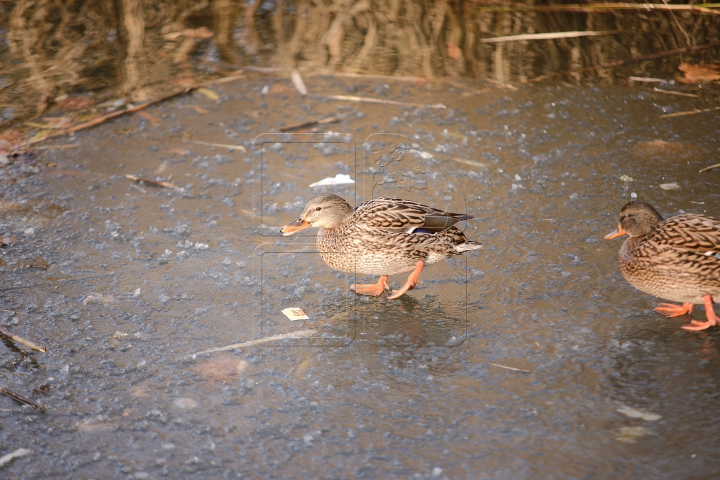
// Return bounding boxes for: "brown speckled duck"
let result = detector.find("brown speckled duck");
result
[280,193,482,299]
[605,201,720,331]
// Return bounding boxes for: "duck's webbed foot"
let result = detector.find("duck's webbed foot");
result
[351,275,389,297]
[682,295,718,331]
[653,302,693,317]
[388,261,425,300]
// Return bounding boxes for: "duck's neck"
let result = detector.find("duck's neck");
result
[619,236,644,262]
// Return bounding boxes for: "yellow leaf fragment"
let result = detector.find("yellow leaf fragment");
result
[197,88,220,101]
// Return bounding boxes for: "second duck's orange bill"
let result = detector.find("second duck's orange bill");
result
[604,225,627,240]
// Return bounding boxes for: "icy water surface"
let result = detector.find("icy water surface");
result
[2,76,720,478]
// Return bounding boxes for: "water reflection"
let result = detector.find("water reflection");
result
[2,1,719,128]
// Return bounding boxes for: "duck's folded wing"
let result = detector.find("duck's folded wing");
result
[353,198,472,233]
[651,244,720,282]
[651,214,720,256]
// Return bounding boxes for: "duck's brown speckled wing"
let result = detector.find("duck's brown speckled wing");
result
[351,197,472,233]
[650,214,720,251]
[645,214,720,281]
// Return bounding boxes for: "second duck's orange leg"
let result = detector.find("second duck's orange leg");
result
[682,295,718,331]
[654,302,694,317]
[351,275,389,296]
[388,261,424,300]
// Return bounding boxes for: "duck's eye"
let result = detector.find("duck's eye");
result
[315,207,322,211]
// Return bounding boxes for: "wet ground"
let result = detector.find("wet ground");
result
[2,75,720,478]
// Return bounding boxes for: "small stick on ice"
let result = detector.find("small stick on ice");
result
[629,76,672,83]
[489,362,530,373]
[184,139,246,152]
[0,448,31,467]
[280,116,341,132]
[699,163,720,173]
[326,95,446,109]
[291,69,307,96]
[187,329,318,357]
[15,256,50,270]
[0,326,46,352]
[652,87,699,98]
[1,388,46,412]
[660,105,720,119]
[125,174,178,189]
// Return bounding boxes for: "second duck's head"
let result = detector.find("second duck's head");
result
[605,201,664,239]
[281,193,353,235]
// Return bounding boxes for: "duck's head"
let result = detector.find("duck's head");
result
[605,201,663,240]
[280,193,353,235]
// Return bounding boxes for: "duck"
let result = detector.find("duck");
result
[280,193,482,299]
[605,200,720,331]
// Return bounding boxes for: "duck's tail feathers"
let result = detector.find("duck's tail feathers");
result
[454,241,482,253]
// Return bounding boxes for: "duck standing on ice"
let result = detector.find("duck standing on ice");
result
[281,193,482,299]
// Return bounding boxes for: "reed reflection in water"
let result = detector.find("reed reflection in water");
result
[1,1,719,127]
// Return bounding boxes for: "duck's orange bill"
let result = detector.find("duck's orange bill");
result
[604,225,626,240]
[281,218,311,236]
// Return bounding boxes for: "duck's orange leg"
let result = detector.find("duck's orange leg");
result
[351,275,389,296]
[388,261,424,300]
[654,302,694,317]
[682,295,718,331]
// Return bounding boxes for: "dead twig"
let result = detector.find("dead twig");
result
[187,329,318,357]
[470,2,720,15]
[184,139,246,151]
[529,43,720,84]
[699,163,720,173]
[480,30,617,43]
[660,105,720,119]
[30,144,78,150]
[1,388,46,412]
[0,448,31,467]
[0,326,46,352]
[629,76,672,83]
[489,362,531,373]
[326,94,445,109]
[125,174,178,189]
[290,69,307,96]
[193,73,246,88]
[280,116,341,132]
[14,264,49,271]
[26,88,192,146]
[652,87,699,98]
[25,73,251,146]
[15,257,50,270]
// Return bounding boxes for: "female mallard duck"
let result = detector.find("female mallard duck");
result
[280,193,482,299]
[605,201,720,331]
